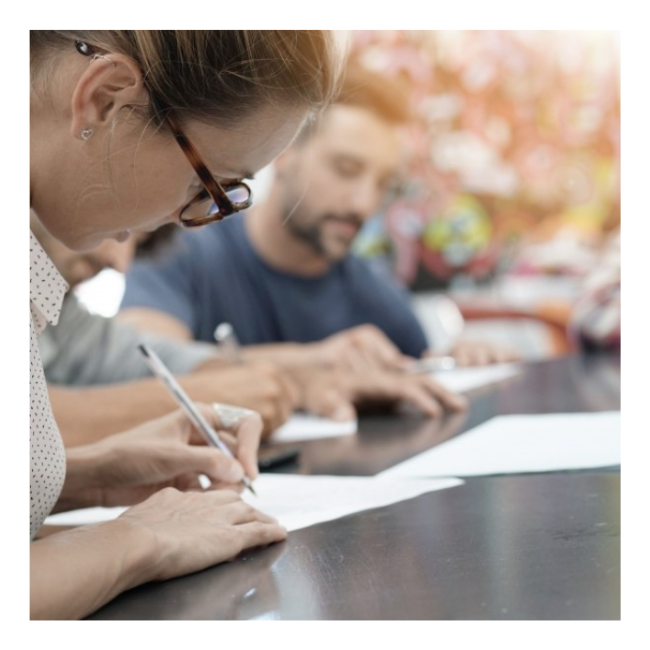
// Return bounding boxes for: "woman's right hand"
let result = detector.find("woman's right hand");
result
[58,406,262,512]
[118,487,286,583]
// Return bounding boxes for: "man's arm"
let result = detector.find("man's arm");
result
[42,295,218,386]
[50,361,298,446]
[117,307,195,341]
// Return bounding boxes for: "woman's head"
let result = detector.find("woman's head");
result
[30,31,344,249]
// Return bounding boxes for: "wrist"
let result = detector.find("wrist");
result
[56,442,118,511]
[87,516,161,593]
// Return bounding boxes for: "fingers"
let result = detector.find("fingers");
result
[345,370,467,418]
[121,488,287,582]
[237,521,288,549]
[186,404,262,481]
[412,376,468,412]
[305,385,357,422]
[357,326,409,370]
[179,403,226,445]
[348,325,408,371]
[451,340,521,366]
[190,490,287,547]
[398,381,443,418]
[172,445,245,485]
[226,499,280,526]
[232,414,262,480]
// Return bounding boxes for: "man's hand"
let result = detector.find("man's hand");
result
[309,325,414,372]
[434,340,521,367]
[190,361,299,438]
[287,367,468,421]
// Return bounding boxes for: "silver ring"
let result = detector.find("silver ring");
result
[212,402,257,429]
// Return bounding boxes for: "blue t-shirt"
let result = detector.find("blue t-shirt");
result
[121,215,429,357]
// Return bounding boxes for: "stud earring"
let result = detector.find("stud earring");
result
[80,127,94,141]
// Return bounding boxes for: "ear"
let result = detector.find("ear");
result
[70,53,148,140]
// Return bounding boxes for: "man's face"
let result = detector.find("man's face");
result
[39,232,141,289]
[276,105,403,262]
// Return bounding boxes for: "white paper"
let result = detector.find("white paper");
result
[380,411,620,478]
[431,363,521,393]
[270,413,357,443]
[44,474,462,531]
[241,475,462,531]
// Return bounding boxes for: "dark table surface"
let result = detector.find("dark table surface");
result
[89,354,620,620]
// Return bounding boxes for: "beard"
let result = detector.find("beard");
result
[284,210,363,260]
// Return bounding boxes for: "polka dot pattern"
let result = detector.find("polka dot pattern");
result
[30,232,68,540]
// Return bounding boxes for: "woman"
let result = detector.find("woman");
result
[30,30,342,619]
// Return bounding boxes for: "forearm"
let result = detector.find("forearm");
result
[50,383,180,446]
[53,442,114,512]
[30,518,155,620]
[51,371,265,447]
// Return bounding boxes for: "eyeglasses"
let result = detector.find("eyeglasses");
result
[75,40,252,229]
[154,99,253,228]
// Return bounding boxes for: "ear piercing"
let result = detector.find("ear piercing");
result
[80,127,94,141]
[75,41,116,67]
[90,53,116,67]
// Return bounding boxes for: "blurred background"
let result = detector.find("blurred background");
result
[78,30,620,361]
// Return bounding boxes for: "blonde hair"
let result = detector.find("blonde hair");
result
[30,30,343,127]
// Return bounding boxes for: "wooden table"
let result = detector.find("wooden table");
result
[89,354,620,620]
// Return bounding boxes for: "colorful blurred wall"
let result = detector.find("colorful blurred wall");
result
[350,30,620,291]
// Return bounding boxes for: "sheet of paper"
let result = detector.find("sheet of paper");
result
[270,413,357,443]
[431,363,521,393]
[44,474,462,532]
[380,411,620,478]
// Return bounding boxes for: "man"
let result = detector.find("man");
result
[120,63,516,371]
[33,216,465,446]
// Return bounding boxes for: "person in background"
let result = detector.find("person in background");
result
[120,62,519,372]
[30,29,341,619]
[34,216,466,445]
[569,229,621,352]
[33,218,298,441]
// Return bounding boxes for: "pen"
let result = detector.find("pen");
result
[138,343,256,496]
[214,322,243,364]
[405,356,457,374]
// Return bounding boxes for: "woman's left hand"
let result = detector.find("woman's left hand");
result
[60,405,261,510]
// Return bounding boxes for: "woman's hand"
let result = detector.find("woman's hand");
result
[58,405,262,511]
[32,487,286,620]
[118,487,286,583]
